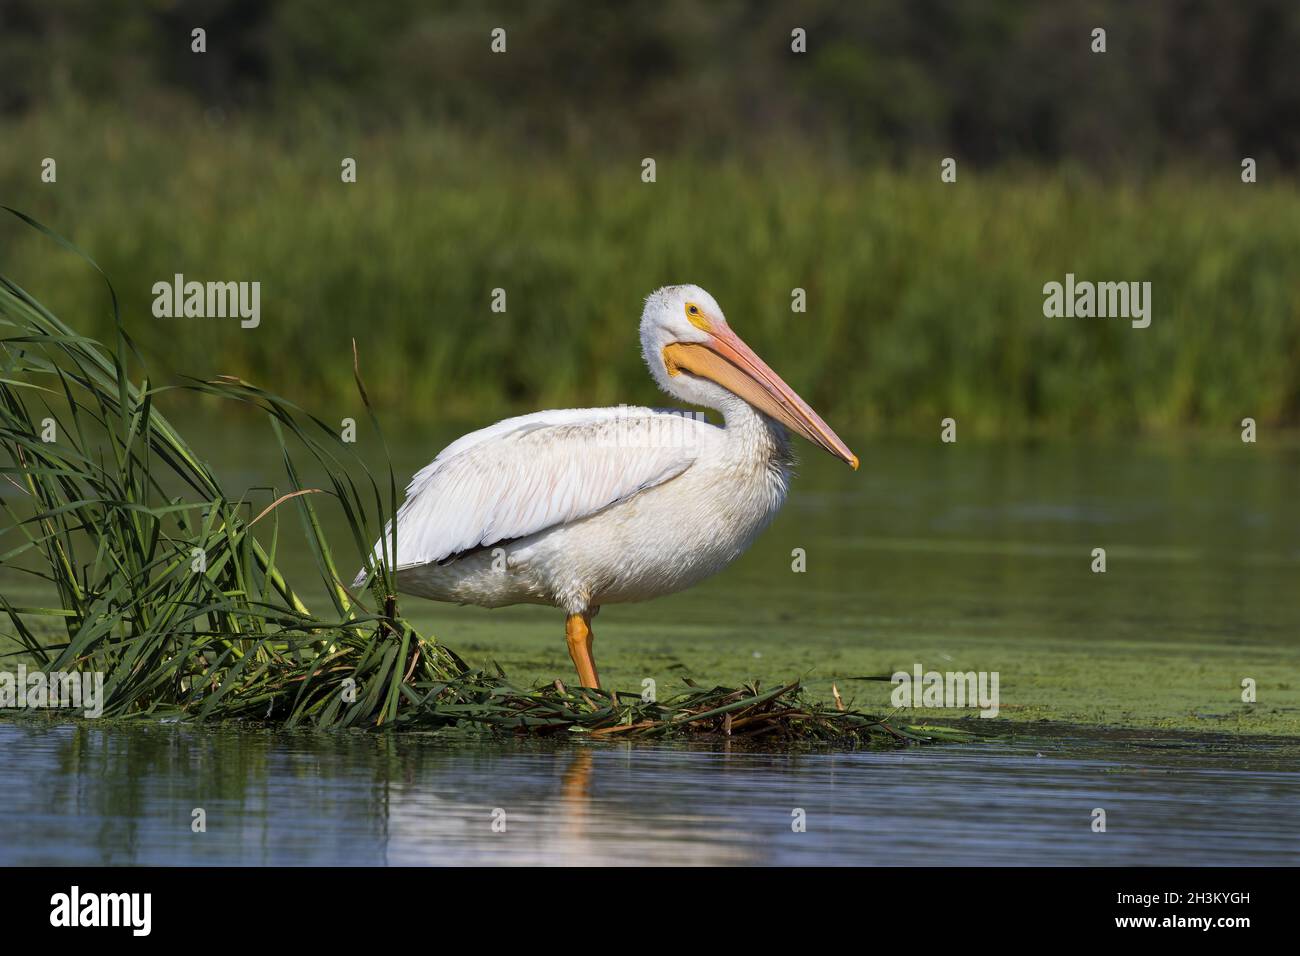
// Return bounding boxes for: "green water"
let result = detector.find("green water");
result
[4,417,1299,734]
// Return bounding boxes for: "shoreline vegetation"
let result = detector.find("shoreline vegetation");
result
[3,110,1299,437]
[0,208,963,744]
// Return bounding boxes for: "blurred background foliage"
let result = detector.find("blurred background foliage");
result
[1,0,1298,433]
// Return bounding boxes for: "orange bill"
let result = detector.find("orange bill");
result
[664,328,858,469]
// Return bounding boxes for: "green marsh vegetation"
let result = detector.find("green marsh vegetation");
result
[3,108,1299,436]
[5,2,1298,435]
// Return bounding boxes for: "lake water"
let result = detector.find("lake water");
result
[2,720,1297,866]
[2,421,1299,865]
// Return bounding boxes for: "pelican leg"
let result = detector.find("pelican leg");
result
[565,611,600,689]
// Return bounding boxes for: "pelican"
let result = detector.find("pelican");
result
[357,285,857,688]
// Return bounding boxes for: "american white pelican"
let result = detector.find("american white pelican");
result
[358,285,857,688]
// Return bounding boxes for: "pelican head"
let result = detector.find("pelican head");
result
[640,285,858,469]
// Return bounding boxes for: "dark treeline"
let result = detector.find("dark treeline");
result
[4,0,1298,170]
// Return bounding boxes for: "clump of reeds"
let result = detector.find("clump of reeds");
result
[0,209,952,745]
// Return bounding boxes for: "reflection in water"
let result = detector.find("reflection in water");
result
[384,743,752,864]
[2,721,1297,866]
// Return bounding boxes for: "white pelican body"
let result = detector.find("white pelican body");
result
[395,401,792,611]
[360,286,856,687]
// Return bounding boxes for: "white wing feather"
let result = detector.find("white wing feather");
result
[356,407,710,582]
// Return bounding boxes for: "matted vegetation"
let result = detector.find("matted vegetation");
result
[0,210,957,745]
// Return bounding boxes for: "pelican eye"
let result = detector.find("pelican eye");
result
[684,302,712,331]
